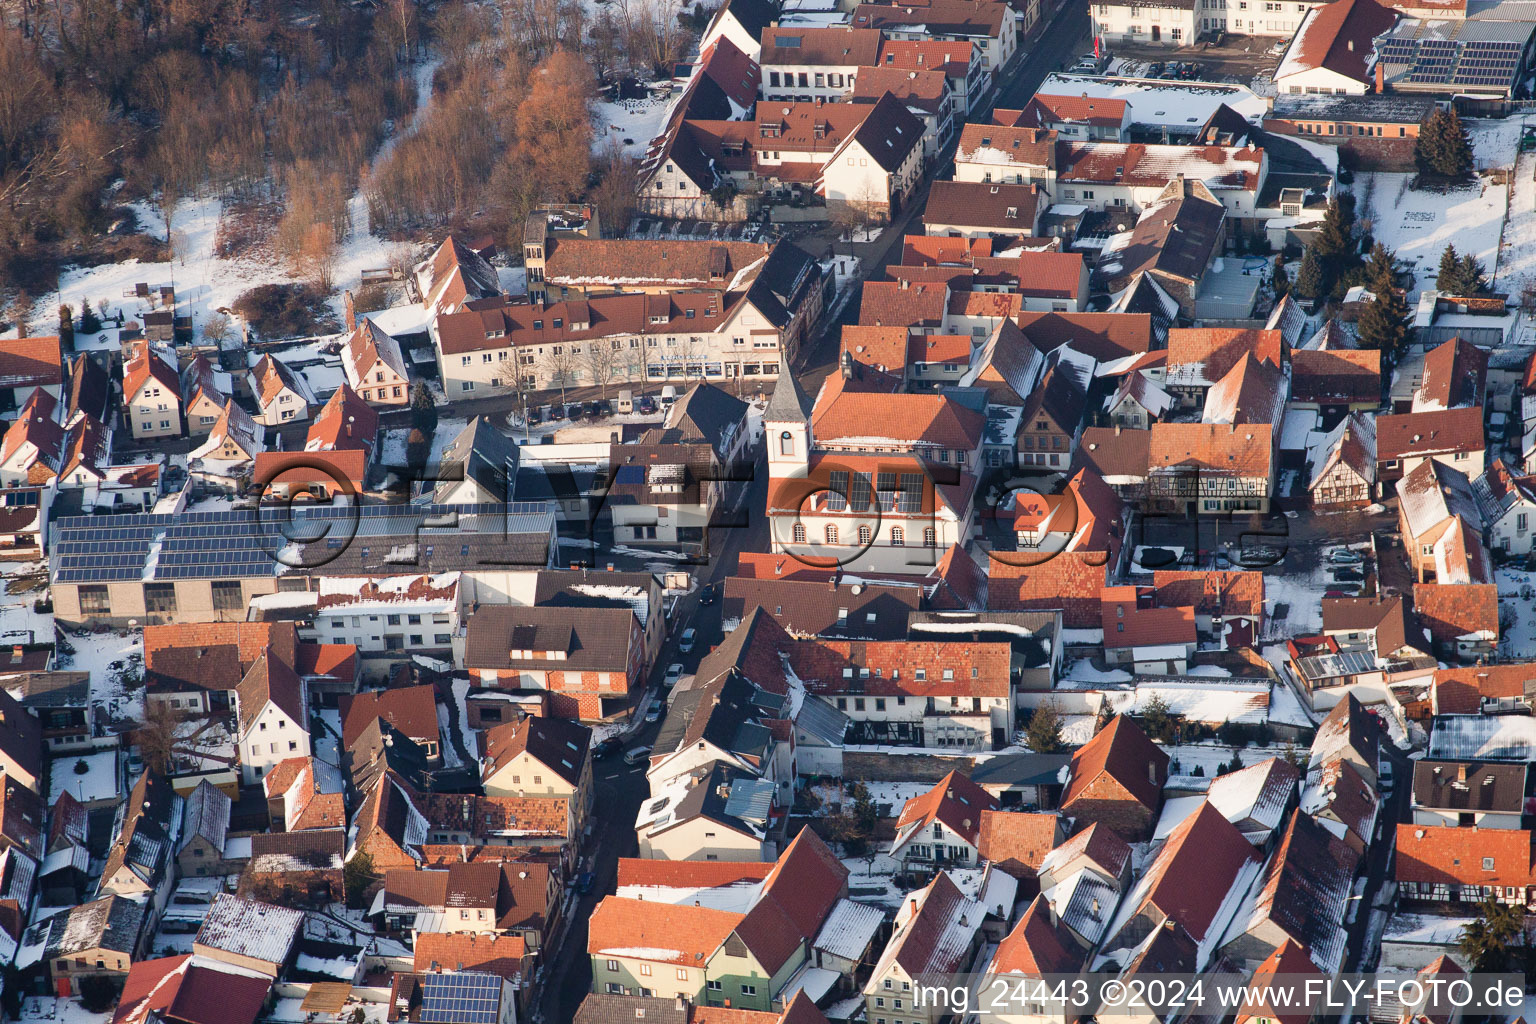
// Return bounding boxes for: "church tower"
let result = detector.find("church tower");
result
[764,353,813,479]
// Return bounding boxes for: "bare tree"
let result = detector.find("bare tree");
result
[585,338,620,402]
[203,311,233,346]
[130,700,184,776]
[542,343,579,405]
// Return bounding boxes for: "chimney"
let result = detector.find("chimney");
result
[1348,39,1354,51]
[1376,61,1385,92]
[9,646,19,664]
[1147,761,1157,784]
[1458,763,1468,782]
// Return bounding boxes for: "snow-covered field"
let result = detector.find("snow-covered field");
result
[1356,120,1521,301]
[595,95,675,159]
[56,627,144,722]
[1358,172,1507,299]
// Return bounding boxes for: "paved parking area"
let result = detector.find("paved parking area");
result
[1109,36,1283,84]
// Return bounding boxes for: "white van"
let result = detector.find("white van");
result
[660,385,679,408]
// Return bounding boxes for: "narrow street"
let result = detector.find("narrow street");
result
[516,16,1094,1017]
[533,455,769,1024]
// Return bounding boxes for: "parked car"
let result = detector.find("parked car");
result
[550,404,567,421]
[584,401,603,418]
[1158,68,1181,79]
[637,396,657,414]
[1330,568,1365,583]
[594,399,613,416]
[593,737,623,759]
[679,627,697,653]
[664,663,685,687]
[1328,548,1364,564]
[566,403,585,420]
[645,705,663,724]
[1178,62,1201,79]
[575,872,596,894]
[699,584,717,606]
[623,745,652,765]
[1146,61,1165,77]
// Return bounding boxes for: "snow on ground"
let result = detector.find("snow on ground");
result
[594,95,674,159]
[1497,567,1536,657]
[0,568,53,643]
[49,749,119,805]
[841,856,906,909]
[450,677,479,763]
[1263,570,1330,637]
[1357,162,1508,301]
[20,998,110,1024]
[1496,119,1536,297]
[1062,658,1132,684]
[57,627,144,722]
[1158,742,1265,777]
[859,781,934,813]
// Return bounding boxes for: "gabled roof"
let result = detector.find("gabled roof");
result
[1395,823,1535,888]
[180,354,226,412]
[1017,311,1153,363]
[990,895,1081,975]
[341,684,439,750]
[1238,940,1322,1024]
[482,716,590,788]
[1148,422,1273,479]
[65,353,112,426]
[437,416,518,501]
[1376,406,1484,462]
[975,811,1059,877]
[1473,457,1536,526]
[0,389,63,479]
[1416,337,1487,411]
[112,955,273,1024]
[342,318,408,390]
[1236,809,1358,972]
[1039,821,1132,881]
[872,870,983,978]
[190,400,262,464]
[306,384,379,455]
[0,336,63,392]
[760,26,882,66]
[1396,458,1481,540]
[1063,717,1168,812]
[894,770,999,851]
[1308,412,1376,491]
[1132,801,1259,942]
[416,236,502,315]
[1109,187,1226,288]
[1276,0,1398,85]
[956,124,1056,169]
[811,371,985,450]
[1202,352,1286,430]
[179,780,230,857]
[923,180,1041,232]
[1310,693,1380,775]
[235,643,306,735]
[958,319,1045,404]
[1414,582,1499,646]
[587,897,741,966]
[1166,327,1285,387]
[248,353,315,409]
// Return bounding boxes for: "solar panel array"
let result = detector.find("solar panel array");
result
[1377,32,1522,89]
[418,973,502,1024]
[51,502,548,583]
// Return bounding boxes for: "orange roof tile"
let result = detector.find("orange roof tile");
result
[1063,717,1168,812]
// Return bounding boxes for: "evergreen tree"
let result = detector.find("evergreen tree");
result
[77,297,101,335]
[1436,244,1462,292]
[57,305,73,353]
[1357,245,1412,362]
[410,382,439,436]
[1457,253,1488,296]
[1140,693,1175,742]
[1459,897,1525,971]
[1026,700,1066,754]
[1417,107,1475,180]
[1293,247,1326,301]
[1312,197,1353,264]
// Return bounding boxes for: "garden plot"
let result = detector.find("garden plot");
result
[1357,171,1507,298]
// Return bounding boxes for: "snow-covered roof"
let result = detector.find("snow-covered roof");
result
[813,898,885,962]
[194,894,305,966]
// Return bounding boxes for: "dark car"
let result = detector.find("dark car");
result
[1179,62,1202,78]
[1158,68,1180,79]
[550,404,567,421]
[525,408,542,426]
[594,399,613,416]
[1146,61,1165,77]
[566,403,585,420]
[584,401,603,418]
[575,872,596,894]
[1330,568,1365,583]
[637,396,657,414]
[593,737,623,759]
[699,584,717,606]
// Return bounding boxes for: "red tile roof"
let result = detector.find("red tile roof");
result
[307,383,379,454]
[1413,583,1499,646]
[990,895,1081,974]
[1016,311,1153,363]
[340,684,441,750]
[112,956,272,1024]
[615,859,774,888]
[1291,348,1381,405]
[895,770,999,848]
[874,38,978,78]
[1136,800,1260,941]
[988,552,1112,628]
[587,898,740,966]
[413,932,529,981]
[956,124,1056,168]
[857,280,948,328]
[976,810,1059,876]
[1101,586,1197,649]
[1063,717,1169,812]
[811,372,985,449]
[1148,422,1274,479]
[1431,663,1536,715]
[1279,0,1398,85]
[1058,141,1263,192]
[1152,570,1264,619]
[1376,407,1485,461]
[1018,93,1128,128]
[1395,823,1535,888]
[1166,328,1285,381]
